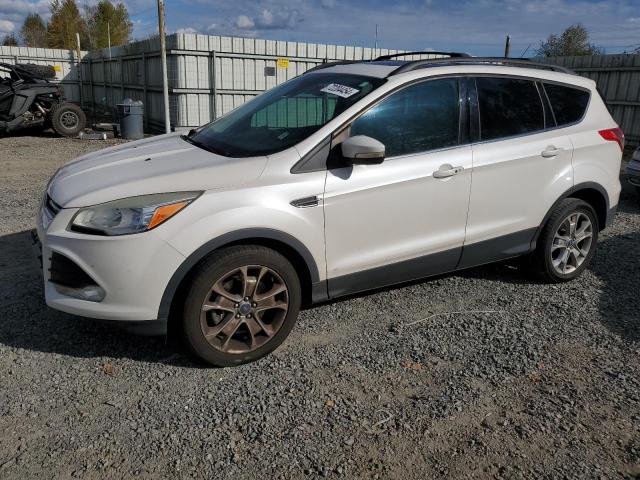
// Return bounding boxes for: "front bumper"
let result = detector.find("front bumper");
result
[35,205,185,332]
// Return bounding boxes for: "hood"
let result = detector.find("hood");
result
[49,133,268,207]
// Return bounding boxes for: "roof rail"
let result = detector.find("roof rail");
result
[389,57,576,76]
[304,60,360,74]
[375,51,471,61]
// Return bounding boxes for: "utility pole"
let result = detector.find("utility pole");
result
[157,0,170,133]
[504,34,511,58]
[107,22,111,60]
[76,32,83,107]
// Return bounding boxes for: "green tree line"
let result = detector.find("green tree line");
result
[2,0,132,50]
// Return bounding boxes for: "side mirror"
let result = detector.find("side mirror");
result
[341,135,385,165]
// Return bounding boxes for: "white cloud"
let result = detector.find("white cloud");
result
[257,9,274,26]
[0,19,15,34]
[253,7,300,29]
[320,0,335,8]
[176,27,198,34]
[235,14,255,29]
[0,0,48,15]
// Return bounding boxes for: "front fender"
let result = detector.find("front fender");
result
[156,227,322,322]
[154,185,327,321]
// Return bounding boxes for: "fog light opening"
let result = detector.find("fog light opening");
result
[53,284,106,302]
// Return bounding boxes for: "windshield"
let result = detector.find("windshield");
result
[187,73,385,157]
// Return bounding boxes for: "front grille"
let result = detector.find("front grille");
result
[49,251,98,289]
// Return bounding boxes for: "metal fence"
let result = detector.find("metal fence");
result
[540,54,640,146]
[0,45,86,103]
[78,34,442,131]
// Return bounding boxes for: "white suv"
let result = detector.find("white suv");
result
[35,53,623,366]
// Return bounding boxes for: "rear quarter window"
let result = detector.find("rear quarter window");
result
[543,83,590,126]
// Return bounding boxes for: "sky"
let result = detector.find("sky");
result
[1,0,640,56]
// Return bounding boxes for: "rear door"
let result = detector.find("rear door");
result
[460,75,573,268]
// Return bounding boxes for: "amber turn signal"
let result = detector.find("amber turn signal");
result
[148,201,189,229]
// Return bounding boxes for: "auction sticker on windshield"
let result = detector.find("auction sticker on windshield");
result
[321,83,360,98]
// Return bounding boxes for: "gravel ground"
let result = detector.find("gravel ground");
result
[0,134,639,479]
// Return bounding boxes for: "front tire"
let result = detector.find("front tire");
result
[532,198,599,282]
[182,245,301,367]
[51,102,86,137]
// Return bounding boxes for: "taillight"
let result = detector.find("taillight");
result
[599,127,625,152]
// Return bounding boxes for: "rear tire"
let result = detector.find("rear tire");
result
[182,245,301,367]
[531,198,598,283]
[51,102,86,137]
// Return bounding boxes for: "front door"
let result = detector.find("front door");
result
[323,77,473,297]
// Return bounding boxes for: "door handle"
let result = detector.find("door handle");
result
[433,164,464,179]
[541,146,563,158]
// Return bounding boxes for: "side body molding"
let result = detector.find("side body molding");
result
[157,228,322,322]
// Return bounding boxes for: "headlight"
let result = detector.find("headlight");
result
[69,191,201,236]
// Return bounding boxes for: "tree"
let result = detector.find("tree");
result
[2,34,19,46]
[86,0,132,49]
[47,0,88,49]
[20,13,48,47]
[536,24,603,57]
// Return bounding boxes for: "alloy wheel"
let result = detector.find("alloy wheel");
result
[200,265,289,354]
[550,212,593,275]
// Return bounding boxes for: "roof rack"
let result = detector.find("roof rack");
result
[388,57,576,76]
[375,51,471,61]
[302,55,576,78]
[304,60,360,74]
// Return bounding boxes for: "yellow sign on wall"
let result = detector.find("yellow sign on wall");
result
[276,58,289,69]
[53,65,62,72]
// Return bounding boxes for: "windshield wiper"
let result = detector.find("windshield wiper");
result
[181,134,230,157]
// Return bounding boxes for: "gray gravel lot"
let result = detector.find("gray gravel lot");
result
[1,134,639,479]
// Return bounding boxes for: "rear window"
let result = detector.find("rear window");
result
[476,77,545,141]
[544,83,590,126]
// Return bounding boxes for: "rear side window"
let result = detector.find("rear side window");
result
[350,78,460,157]
[544,83,590,126]
[476,77,544,141]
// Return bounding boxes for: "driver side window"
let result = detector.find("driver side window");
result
[350,78,460,158]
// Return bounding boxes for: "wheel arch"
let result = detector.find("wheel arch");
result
[532,181,610,249]
[158,228,322,335]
